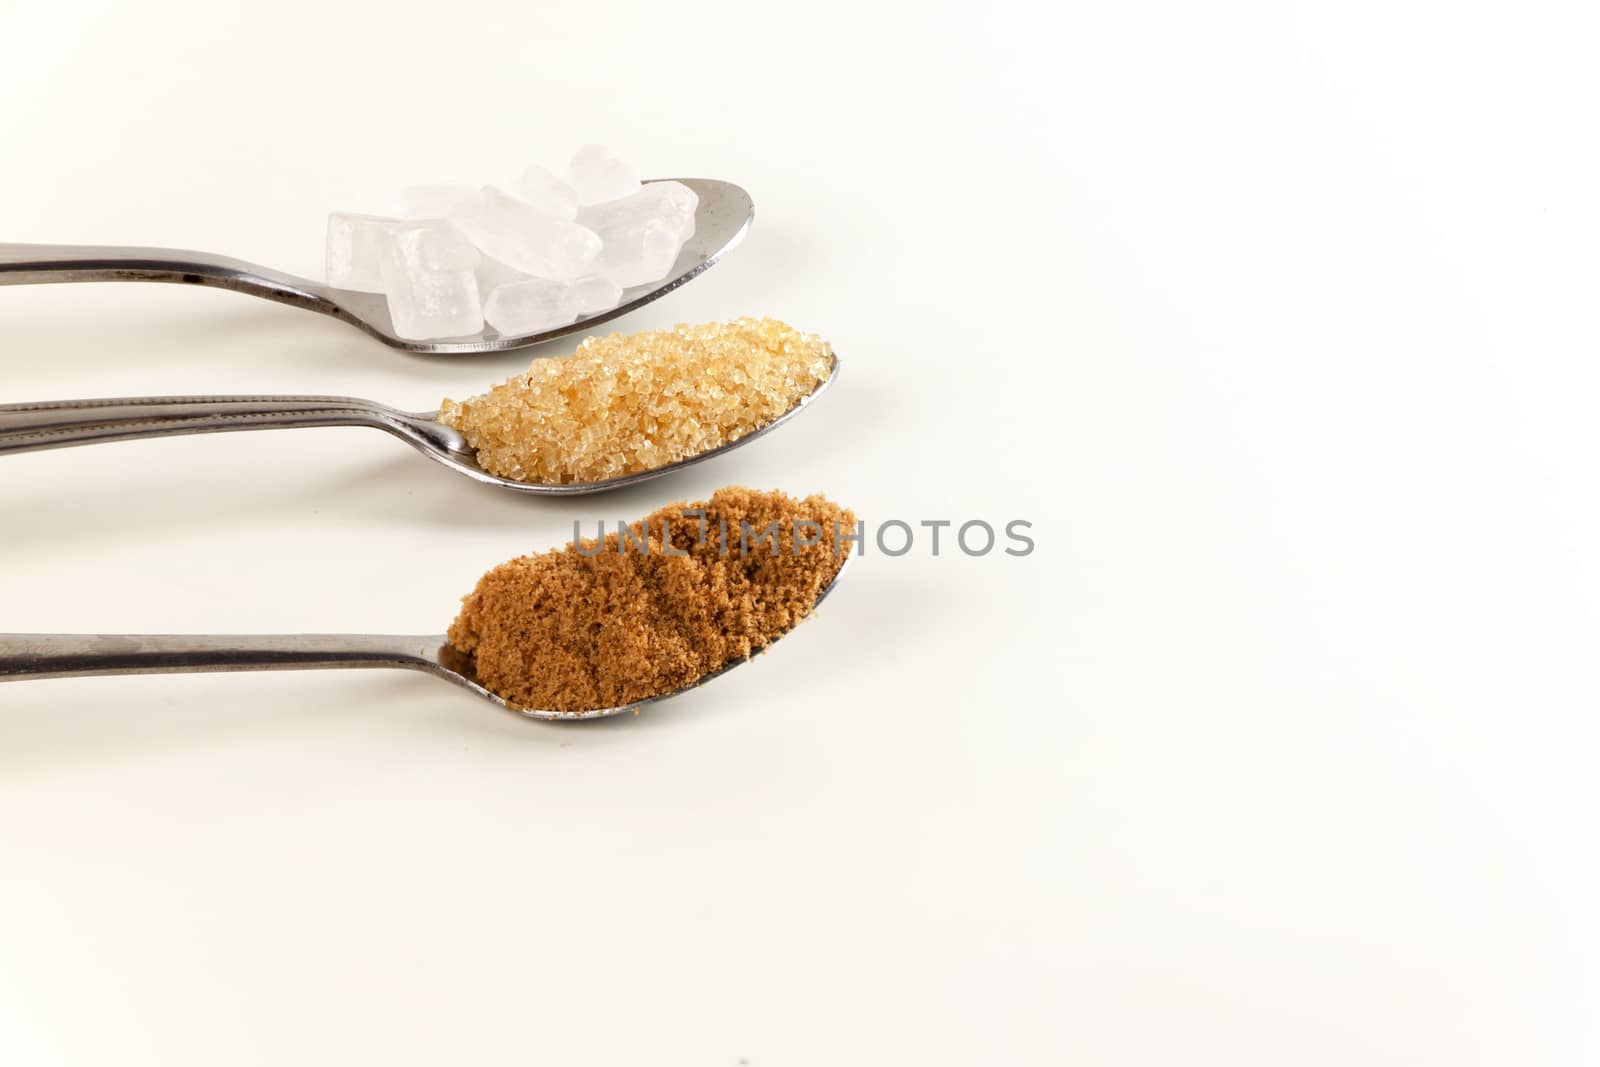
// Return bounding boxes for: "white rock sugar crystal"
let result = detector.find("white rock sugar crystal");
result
[475,254,529,298]
[600,225,683,289]
[579,180,698,239]
[401,184,484,219]
[568,145,641,206]
[378,220,483,340]
[324,152,683,338]
[481,275,623,335]
[483,277,582,335]
[402,221,480,272]
[578,180,698,288]
[449,186,601,281]
[569,275,624,314]
[518,164,579,220]
[326,212,400,293]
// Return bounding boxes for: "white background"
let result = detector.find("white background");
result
[2,1,1597,1063]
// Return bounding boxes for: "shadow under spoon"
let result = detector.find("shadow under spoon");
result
[0,178,752,355]
[0,559,850,721]
[0,354,837,496]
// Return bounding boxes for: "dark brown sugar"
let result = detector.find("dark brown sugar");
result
[447,487,856,712]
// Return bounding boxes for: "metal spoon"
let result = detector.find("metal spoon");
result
[0,178,752,355]
[0,354,837,496]
[0,560,851,721]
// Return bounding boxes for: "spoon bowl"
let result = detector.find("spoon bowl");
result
[0,353,838,495]
[0,178,753,355]
[0,558,851,720]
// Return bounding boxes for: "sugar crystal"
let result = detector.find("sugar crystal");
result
[518,164,579,220]
[568,145,641,206]
[475,253,530,298]
[483,278,581,335]
[326,212,400,293]
[379,220,483,340]
[450,186,601,281]
[579,181,698,288]
[325,154,686,338]
[569,275,623,315]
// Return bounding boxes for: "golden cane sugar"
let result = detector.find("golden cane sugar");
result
[447,487,855,712]
[438,318,833,485]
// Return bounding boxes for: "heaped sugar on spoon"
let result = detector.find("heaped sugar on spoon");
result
[0,147,752,354]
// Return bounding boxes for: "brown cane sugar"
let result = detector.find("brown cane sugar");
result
[447,487,855,712]
[438,318,834,485]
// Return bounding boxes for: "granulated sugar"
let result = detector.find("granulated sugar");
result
[439,318,833,485]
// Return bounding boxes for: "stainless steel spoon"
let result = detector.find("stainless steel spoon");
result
[0,354,837,495]
[0,178,752,355]
[0,560,850,721]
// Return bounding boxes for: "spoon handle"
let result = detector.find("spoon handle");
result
[0,395,431,456]
[0,242,333,313]
[0,633,445,682]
